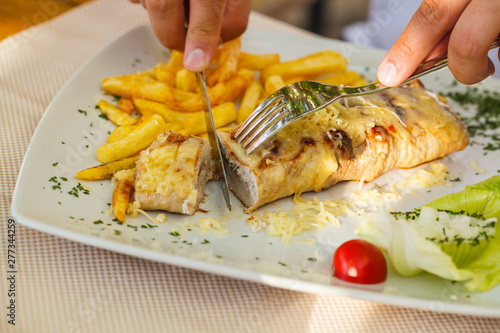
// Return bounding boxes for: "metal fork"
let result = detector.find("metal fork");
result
[235,36,500,154]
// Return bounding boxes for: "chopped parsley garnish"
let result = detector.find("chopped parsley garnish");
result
[52,162,59,166]
[201,239,210,244]
[169,231,180,237]
[114,230,122,236]
[442,86,500,151]
[307,257,317,262]
[98,114,109,120]
[278,262,287,267]
[78,109,87,116]
[68,182,90,197]
[93,220,104,225]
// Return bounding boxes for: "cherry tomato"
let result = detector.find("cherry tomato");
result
[332,239,387,284]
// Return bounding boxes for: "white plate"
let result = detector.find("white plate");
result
[12,25,500,317]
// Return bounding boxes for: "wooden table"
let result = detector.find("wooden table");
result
[0,0,93,41]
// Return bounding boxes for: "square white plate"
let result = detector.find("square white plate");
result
[12,25,500,317]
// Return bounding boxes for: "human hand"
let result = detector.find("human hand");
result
[129,0,252,72]
[377,0,500,86]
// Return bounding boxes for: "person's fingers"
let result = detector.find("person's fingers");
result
[447,0,500,84]
[146,0,186,51]
[183,0,227,72]
[220,0,251,43]
[378,0,470,86]
[422,31,450,62]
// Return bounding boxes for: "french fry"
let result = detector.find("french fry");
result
[173,89,198,102]
[264,75,285,96]
[164,50,184,72]
[175,68,198,92]
[107,125,136,143]
[237,80,263,124]
[318,71,366,86]
[163,121,184,132]
[98,100,138,126]
[178,102,237,136]
[220,68,254,102]
[172,83,226,112]
[75,156,138,180]
[198,125,238,140]
[117,97,135,114]
[96,114,165,163]
[112,178,134,223]
[138,68,157,79]
[238,52,280,70]
[133,98,197,122]
[260,50,347,83]
[207,37,241,86]
[283,76,308,85]
[348,78,368,87]
[102,74,174,103]
[172,80,249,112]
[155,65,176,86]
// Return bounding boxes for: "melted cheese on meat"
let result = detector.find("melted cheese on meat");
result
[135,138,199,200]
[220,86,468,214]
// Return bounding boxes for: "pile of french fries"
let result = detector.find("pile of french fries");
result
[75,36,366,222]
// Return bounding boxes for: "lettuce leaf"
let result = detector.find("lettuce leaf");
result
[356,175,500,292]
[425,175,500,292]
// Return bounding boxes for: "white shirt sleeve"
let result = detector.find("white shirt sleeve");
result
[342,0,500,78]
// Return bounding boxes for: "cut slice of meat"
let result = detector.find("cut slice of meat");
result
[134,131,213,215]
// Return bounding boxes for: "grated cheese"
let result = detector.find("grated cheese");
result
[349,189,400,214]
[127,200,167,224]
[248,195,348,244]
[113,169,136,182]
[469,160,487,174]
[392,162,451,192]
[135,139,199,200]
[197,218,229,235]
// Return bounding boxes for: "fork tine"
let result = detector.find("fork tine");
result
[234,94,285,143]
[245,117,285,154]
[234,93,283,141]
[241,103,288,150]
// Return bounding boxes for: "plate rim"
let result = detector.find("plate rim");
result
[11,24,500,317]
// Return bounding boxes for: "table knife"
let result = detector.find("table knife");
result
[196,71,232,210]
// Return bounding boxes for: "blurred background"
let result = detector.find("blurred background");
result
[2,0,497,77]
[0,0,370,41]
[252,0,370,39]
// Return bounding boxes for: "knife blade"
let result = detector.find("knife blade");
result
[196,71,232,210]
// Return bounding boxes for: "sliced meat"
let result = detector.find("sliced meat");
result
[219,85,469,212]
[134,131,213,215]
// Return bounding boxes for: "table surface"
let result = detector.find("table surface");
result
[0,0,92,41]
[1,0,500,332]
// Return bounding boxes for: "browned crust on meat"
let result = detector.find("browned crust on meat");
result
[220,85,469,212]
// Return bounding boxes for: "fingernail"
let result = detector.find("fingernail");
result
[185,48,208,72]
[378,61,399,87]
